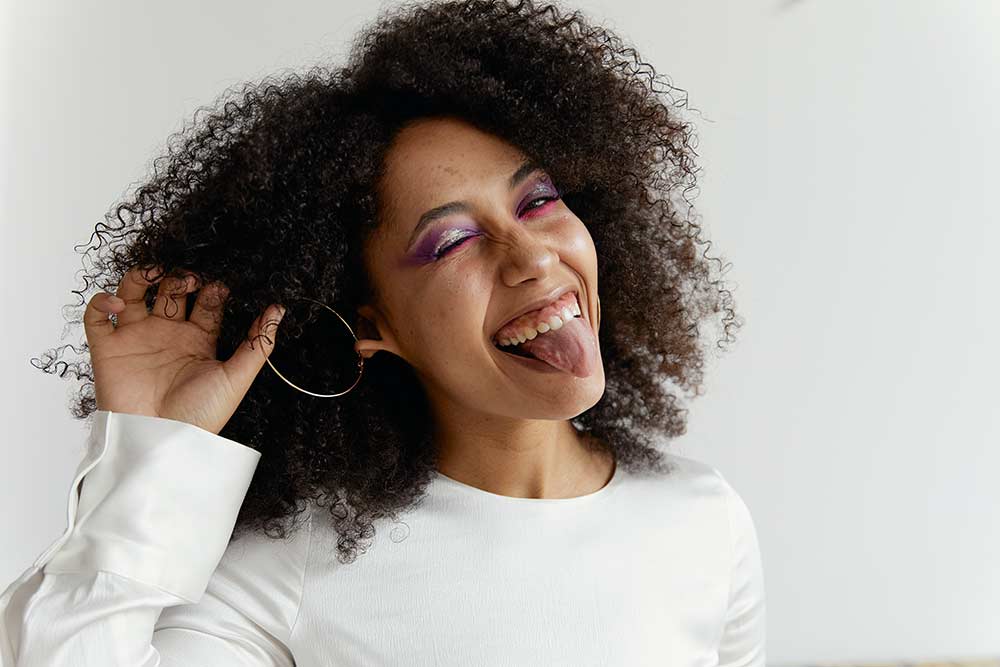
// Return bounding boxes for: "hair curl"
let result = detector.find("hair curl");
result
[34,0,742,564]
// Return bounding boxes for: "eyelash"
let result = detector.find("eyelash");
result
[432,194,561,260]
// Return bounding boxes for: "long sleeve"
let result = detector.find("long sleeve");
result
[0,410,309,667]
[714,470,767,666]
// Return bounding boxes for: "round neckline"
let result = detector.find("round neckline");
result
[431,458,621,505]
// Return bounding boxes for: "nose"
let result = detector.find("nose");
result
[498,225,559,287]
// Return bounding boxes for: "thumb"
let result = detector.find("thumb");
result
[83,292,125,345]
[224,304,286,394]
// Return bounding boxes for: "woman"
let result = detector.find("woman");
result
[1,0,764,664]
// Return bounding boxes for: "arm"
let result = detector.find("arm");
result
[714,470,767,667]
[0,410,308,667]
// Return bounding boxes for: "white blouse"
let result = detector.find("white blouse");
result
[0,410,766,666]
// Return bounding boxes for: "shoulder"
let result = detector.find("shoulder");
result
[619,451,758,545]
[156,505,314,642]
[622,450,733,504]
[666,452,758,536]
[653,453,763,586]
[220,507,315,576]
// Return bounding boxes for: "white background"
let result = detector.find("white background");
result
[2,1,997,663]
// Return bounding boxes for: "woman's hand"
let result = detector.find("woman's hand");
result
[83,265,285,435]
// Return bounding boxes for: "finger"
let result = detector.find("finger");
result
[114,265,161,327]
[152,273,196,321]
[83,292,126,346]
[189,280,230,339]
[222,304,286,396]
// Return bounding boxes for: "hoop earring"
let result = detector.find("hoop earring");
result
[596,294,601,328]
[264,297,365,398]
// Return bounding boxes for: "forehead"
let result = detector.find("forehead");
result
[380,116,526,216]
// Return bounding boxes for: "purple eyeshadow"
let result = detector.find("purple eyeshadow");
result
[408,226,477,264]
[405,173,561,265]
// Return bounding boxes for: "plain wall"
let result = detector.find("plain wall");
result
[2,0,997,663]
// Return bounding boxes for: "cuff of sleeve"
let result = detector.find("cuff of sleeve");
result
[41,410,261,604]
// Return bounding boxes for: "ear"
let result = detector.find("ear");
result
[354,304,403,360]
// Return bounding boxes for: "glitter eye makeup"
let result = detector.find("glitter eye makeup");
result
[517,177,561,218]
[406,171,563,265]
[432,227,477,259]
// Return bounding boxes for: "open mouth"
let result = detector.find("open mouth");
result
[496,341,537,359]
[489,291,585,361]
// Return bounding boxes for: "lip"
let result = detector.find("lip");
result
[489,285,581,341]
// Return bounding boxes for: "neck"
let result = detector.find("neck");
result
[430,407,614,500]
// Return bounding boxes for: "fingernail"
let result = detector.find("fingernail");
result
[107,295,124,307]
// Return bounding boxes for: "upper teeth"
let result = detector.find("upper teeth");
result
[495,296,582,347]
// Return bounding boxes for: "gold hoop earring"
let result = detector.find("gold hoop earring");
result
[264,296,364,398]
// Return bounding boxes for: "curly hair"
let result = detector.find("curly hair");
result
[34,0,742,564]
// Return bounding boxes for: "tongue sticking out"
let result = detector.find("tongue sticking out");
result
[517,316,599,378]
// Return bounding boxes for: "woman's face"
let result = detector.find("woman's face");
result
[356,115,605,422]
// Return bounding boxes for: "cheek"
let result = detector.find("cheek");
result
[560,216,598,261]
[407,281,491,353]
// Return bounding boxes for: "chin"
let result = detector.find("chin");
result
[499,371,607,421]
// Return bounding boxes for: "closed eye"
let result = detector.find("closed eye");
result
[434,234,474,258]
[434,192,562,260]
[520,195,560,216]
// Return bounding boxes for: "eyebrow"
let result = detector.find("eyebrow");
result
[405,158,543,251]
